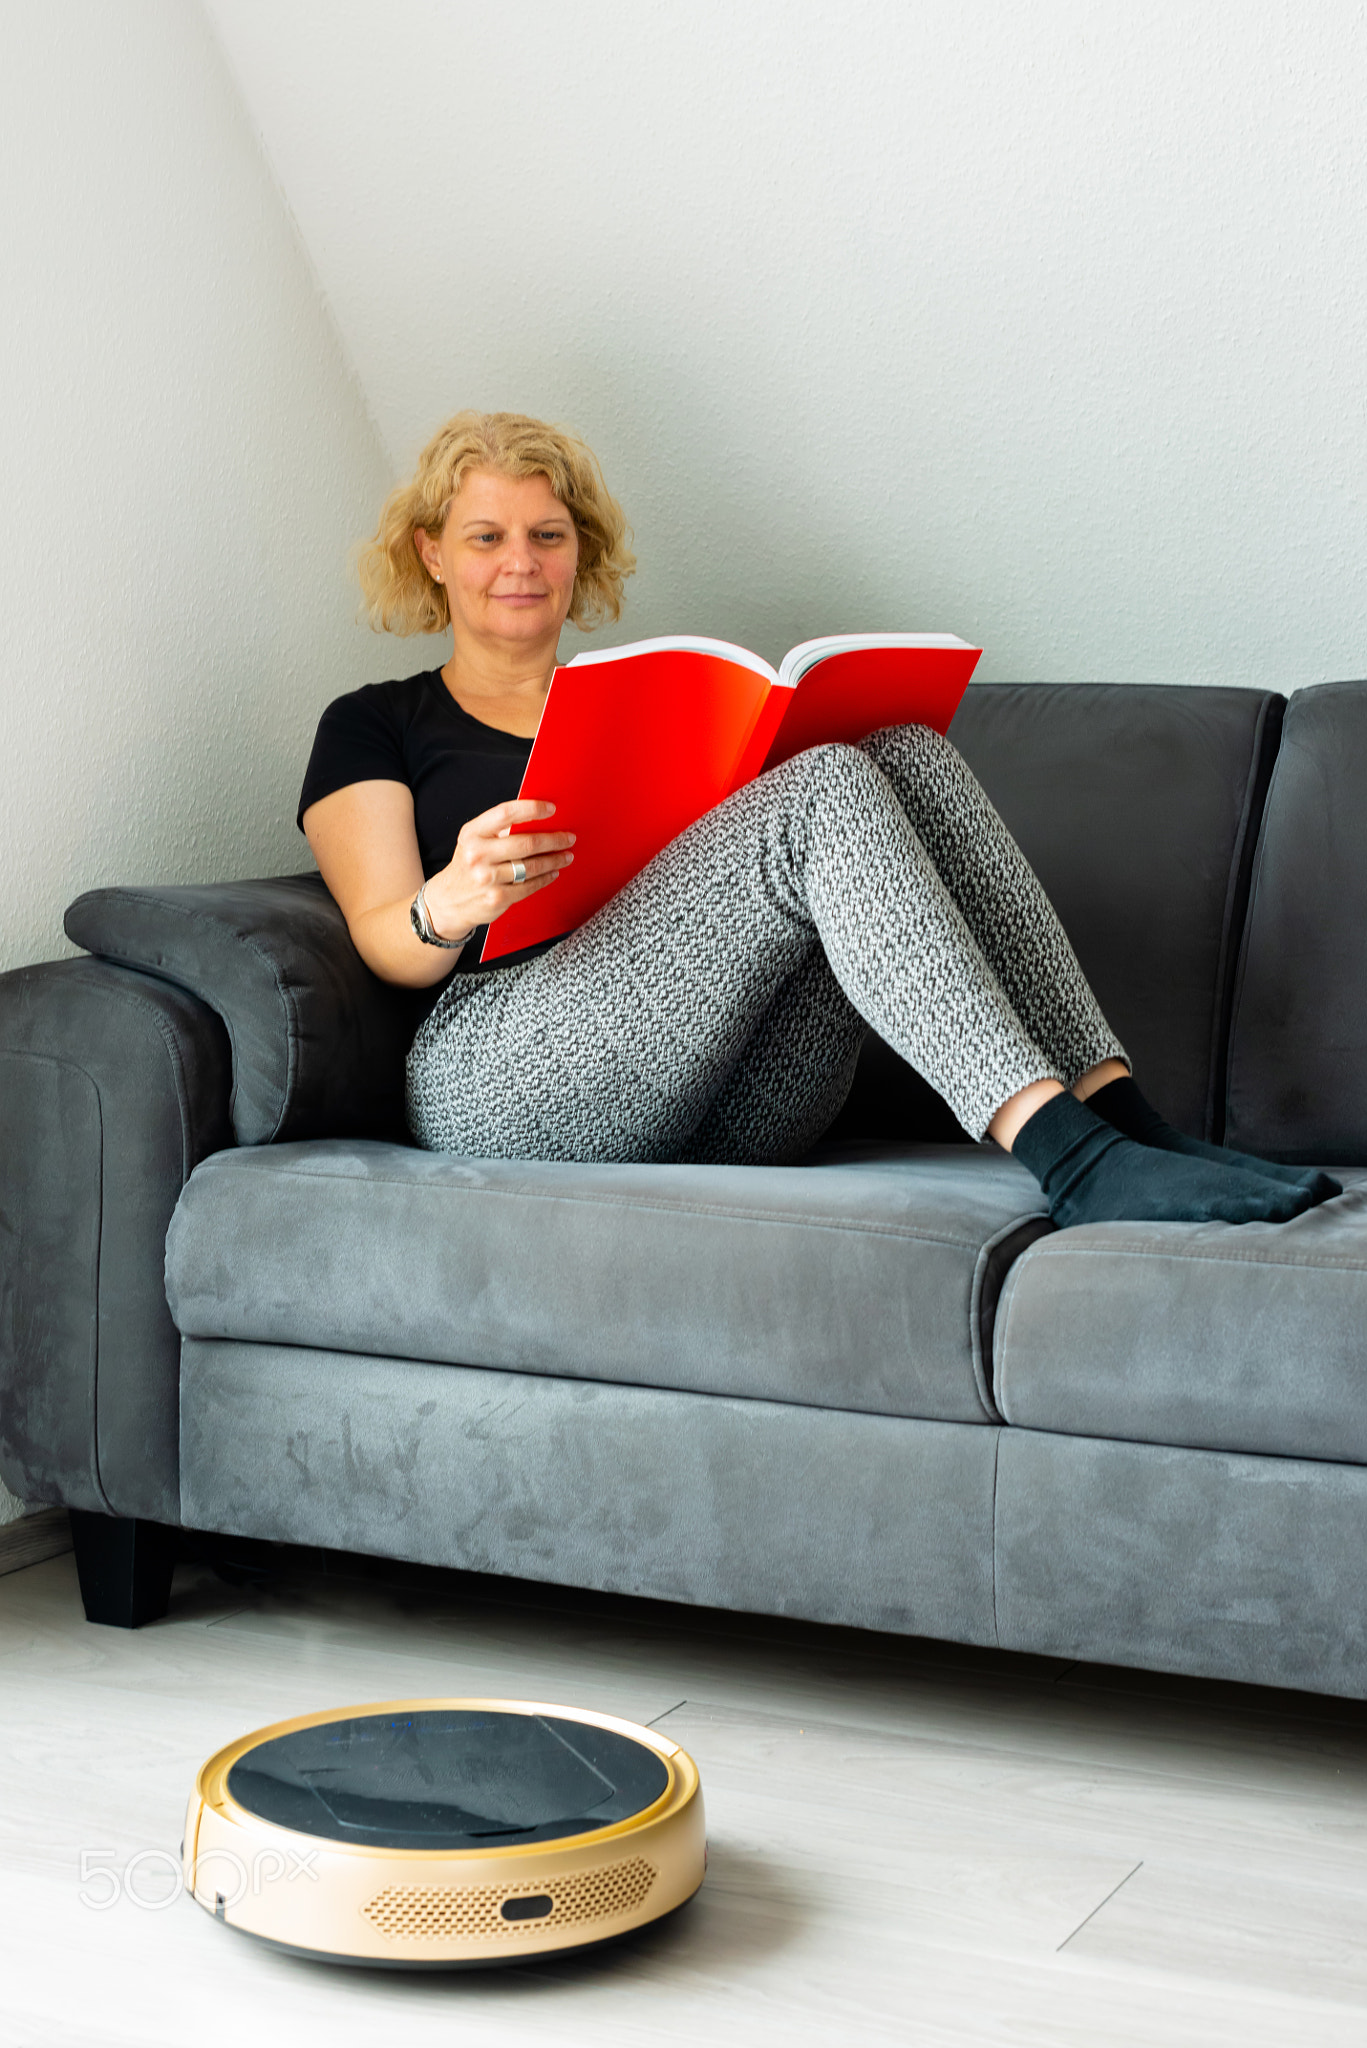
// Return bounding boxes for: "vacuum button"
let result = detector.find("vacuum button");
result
[501,1894,554,1922]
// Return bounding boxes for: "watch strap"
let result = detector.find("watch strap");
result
[410,884,472,950]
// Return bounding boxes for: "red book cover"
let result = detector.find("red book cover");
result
[480,633,981,962]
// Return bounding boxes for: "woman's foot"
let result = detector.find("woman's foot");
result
[1012,1092,1323,1229]
[1085,1076,1342,1204]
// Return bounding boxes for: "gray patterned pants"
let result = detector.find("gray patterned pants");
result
[406,725,1128,1162]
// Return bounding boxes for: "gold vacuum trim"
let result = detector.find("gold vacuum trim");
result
[362,1857,658,1943]
[183,1697,705,1965]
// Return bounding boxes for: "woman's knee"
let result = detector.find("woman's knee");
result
[772,739,885,802]
[858,721,958,774]
[755,729,967,833]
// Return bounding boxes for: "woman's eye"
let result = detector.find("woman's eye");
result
[468,527,566,544]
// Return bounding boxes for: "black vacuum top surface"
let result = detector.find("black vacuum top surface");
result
[226,1710,671,1851]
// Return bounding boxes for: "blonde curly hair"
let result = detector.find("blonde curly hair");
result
[357,410,635,635]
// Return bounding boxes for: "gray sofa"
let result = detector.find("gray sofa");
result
[4,680,1367,1695]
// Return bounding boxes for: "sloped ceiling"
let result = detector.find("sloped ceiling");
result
[206,0,1367,681]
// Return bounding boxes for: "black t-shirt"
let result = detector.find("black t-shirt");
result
[297,666,548,979]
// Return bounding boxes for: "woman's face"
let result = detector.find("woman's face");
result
[420,469,579,654]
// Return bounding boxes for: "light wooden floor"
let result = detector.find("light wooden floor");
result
[2,1541,1366,2047]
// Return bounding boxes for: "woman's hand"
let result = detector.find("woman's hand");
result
[303,781,576,989]
[421,800,576,941]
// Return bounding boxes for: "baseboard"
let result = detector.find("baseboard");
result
[0,1506,73,1577]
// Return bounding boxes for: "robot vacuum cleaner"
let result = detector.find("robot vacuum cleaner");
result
[182,1697,705,1967]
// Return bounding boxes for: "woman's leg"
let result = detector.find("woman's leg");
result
[407,740,1063,1163]
[858,723,1126,1088]
[853,726,1336,1201]
[683,945,867,1165]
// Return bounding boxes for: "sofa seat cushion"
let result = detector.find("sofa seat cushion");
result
[165,1138,1050,1425]
[993,1172,1367,1463]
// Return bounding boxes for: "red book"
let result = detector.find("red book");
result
[480,632,982,962]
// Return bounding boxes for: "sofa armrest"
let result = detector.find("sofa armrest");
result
[0,958,232,1521]
[64,874,422,1146]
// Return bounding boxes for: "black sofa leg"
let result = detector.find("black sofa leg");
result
[70,1511,177,1627]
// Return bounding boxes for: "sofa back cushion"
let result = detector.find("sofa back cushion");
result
[947,683,1284,1140]
[1225,681,1367,1161]
[65,875,420,1146]
[836,684,1283,1144]
[66,685,1285,1154]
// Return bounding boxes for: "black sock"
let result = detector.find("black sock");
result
[1011,1091,1320,1229]
[1087,1077,1340,1204]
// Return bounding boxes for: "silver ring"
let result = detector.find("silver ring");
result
[510,860,527,885]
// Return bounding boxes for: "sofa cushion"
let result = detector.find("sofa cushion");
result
[165,1139,1050,1425]
[64,875,421,1147]
[992,1171,1367,1464]
[1225,681,1367,1162]
[948,683,1283,1141]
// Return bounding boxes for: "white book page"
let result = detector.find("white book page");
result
[565,636,778,685]
[777,632,974,690]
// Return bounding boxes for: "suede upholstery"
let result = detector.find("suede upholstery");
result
[64,874,420,1146]
[992,1173,1367,1462]
[996,1429,1367,1697]
[0,959,231,1519]
[179,1340,1001,1644]
[1225,681,1367,1160]
[166,1139,1049,1425]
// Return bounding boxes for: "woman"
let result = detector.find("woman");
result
[300,410,1336,1228]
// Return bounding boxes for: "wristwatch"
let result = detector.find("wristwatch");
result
[410,884,475,950]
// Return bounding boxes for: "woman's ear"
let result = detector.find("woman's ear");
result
[413,527,443,581]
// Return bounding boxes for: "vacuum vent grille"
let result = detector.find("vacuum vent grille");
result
[362,1857,657,1942]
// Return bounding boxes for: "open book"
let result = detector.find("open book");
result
[480,632,981,962]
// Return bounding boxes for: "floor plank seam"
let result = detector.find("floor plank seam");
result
[1055,1859,1144,1951]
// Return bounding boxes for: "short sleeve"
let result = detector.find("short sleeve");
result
[297,685,408,831]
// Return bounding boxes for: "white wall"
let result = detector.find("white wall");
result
[0,1,390,1518]
[0,0,390,981]
[205,0,1367,687]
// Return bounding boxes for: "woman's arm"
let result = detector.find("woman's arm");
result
[303,780,574,988]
